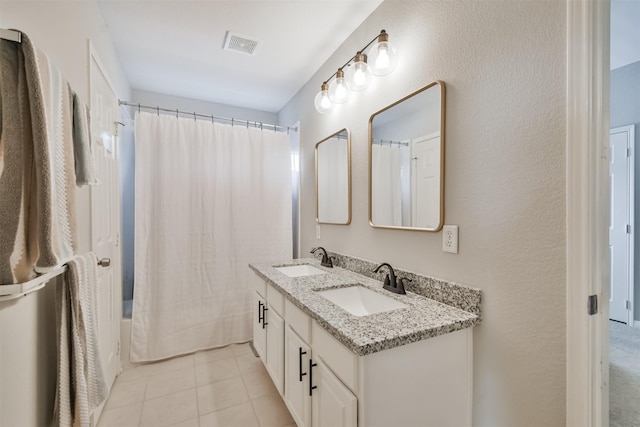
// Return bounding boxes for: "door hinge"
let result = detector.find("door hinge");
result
[627,147,631,157]
[627,300,631,310]
[588,294,598,315]
[117,340,120,356]
[627,224,632,234]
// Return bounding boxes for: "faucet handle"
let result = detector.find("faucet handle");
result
[397,277,411,294]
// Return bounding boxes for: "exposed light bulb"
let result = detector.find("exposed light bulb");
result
[320,94,331,109]
[375,46,389,69]
[346,52,372,92]
[328,68,351,104]
[369,30,398,76]
[314,82,333,114]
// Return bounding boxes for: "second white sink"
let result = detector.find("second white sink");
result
[275,264,327,278]
[317,285,408,317]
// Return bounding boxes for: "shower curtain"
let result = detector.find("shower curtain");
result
[131,112,292,362]
[371,144,408,226]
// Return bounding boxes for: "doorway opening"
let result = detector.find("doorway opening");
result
[609,1,640,424]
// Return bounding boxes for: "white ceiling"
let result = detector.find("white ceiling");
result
[611,0,640,70]
[97,0,384,113]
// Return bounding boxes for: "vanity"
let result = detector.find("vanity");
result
[249,255,480,427]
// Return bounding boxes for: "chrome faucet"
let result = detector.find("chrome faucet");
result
[373,263,408,295]
[310,247,334,268]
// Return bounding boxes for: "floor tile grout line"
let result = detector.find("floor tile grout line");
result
[236,352,263,423]
[193,353,201,427]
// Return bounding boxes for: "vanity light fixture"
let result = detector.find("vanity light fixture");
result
[313,29,398,114]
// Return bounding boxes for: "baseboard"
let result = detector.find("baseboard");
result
[248,340,259,357]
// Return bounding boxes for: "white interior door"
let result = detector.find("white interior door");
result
[411,132,441,228]
[609,125,635,324]
[89,45,122,390]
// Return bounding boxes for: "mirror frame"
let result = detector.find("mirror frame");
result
[368,80,446,232]
[315,128,352,225]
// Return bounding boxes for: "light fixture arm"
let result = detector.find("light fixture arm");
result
[314,29,395,114]
[322,30,389,85]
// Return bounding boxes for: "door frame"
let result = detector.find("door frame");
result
[610,125,635,326]
[566,0,610,426]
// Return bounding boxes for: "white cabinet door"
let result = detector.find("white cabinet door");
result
[253,292,266,362]
[265,305,285,394]
[311,358,357,427]
[284,326,311,427]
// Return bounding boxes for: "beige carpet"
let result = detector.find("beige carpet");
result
[609,320,640,427]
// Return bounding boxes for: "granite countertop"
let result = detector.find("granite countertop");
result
[249,258,479,356]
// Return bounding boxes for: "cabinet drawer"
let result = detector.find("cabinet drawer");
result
[251,272,267,298]
[267,283,284,316]
[285,299,311,343]
[312,321,358,392]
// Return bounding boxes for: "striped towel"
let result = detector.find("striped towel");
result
[0,32,78,283]
[55,252,108,427]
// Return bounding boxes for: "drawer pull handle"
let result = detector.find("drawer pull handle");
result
[309,359,318,396]
[262,307,268,329]
[299,348,307,382]
[258,301,263,324]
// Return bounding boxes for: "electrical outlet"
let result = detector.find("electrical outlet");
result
[442,225,459,254]
[316,225,321,239]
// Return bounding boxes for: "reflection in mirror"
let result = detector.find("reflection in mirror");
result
[369,81,445,231]
[316,128,351,224]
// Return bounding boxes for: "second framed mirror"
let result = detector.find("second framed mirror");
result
[316,128,351,224]
[369,81,445,231]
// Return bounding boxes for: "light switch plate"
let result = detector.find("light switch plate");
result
[442,225,458,254]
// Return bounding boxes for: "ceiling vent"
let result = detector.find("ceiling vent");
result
[223,31,260,56]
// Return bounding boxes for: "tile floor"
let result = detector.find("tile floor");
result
[97,343,296,427]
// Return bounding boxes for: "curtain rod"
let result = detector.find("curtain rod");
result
[373,139,409,147]
[119,100,296,134]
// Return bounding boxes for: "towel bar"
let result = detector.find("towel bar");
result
[0,29,22,43]
[0,266,67,302]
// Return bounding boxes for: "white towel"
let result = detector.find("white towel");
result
[55,252,108,427]
[26,37,78,272]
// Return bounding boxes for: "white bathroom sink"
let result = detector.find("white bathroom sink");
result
[317,285,408,317]
[275,264,327,278]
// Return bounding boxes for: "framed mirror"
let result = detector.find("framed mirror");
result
[368,81,445,231]
[316,128,351,224]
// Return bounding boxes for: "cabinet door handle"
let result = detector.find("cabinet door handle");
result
[299,348,307,382]
[262,306,268,329]
[258,301,263,324]
[309,359,318,396]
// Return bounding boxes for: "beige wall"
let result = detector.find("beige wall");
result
[279,1,567,425]
[0,2,130,425]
